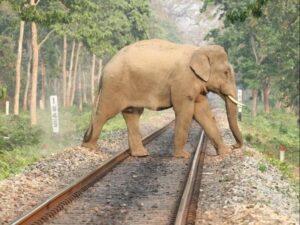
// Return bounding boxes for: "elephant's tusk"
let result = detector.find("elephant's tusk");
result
[227,95,245,107]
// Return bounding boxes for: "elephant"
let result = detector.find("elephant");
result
[82,39,243,158]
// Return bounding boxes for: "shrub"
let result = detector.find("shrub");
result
[0,115,42,151]
[258,162,268,172]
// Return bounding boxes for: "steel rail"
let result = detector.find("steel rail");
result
[174,130,206,225]
[11,120,174,225]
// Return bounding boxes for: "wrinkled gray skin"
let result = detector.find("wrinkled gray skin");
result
[82,39,243,158]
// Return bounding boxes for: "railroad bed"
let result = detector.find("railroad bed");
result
[12,121,206,225]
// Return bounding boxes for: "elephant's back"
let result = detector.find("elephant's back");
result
[107,40,192,74]
[102,39,197,90]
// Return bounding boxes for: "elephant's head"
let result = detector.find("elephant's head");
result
[190,45,243,148]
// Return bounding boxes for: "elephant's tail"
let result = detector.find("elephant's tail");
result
[83,124,93,142]
[83,73,104,143]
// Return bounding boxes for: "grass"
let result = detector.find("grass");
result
[258,162,268,173]
[241,104,299,180]
[0,107,162,180]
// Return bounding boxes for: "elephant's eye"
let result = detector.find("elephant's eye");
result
[224,70,230,78]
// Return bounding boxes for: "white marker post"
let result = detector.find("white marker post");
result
[5,101,9,115]
[50,95,59,134]
[279,145,286,162]
[238,89,243,121]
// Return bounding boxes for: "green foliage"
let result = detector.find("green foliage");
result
[267,157,294,179]
[0,0,153,108]
[0,85,7,99]
[55,0,151,56]
[241,108,300,166]
[202,0,270,23]
[0,115,42,151]
[20,3,69,26]
[0,145,39,180]
[5,0,151,57]
[0,108,163,179]
[206,0,299,107]
[258,162,267,172]
[0,35,16,96]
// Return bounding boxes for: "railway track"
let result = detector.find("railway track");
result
[12,121,207,225]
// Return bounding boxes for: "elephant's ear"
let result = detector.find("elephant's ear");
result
[189,50,211,82]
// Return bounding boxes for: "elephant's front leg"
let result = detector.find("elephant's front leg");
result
[193,95,230,155]
[122,108,149,157]
[173,102,194,159]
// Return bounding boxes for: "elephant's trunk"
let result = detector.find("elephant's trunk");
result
[225,96,243,148]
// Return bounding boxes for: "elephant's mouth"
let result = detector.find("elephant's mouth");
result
[227,95,245,107]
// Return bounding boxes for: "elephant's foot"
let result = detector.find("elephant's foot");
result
[231,143,242,149]
[174,149,191,159]
[217,145,231,156]
[81,142,98,150]
[130,146,149,157]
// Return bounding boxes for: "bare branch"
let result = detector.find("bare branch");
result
[259,55,267,64]
[250,35,259,64]
[250,34,268,65]
[35,0,41,5]
[38,30,54,49]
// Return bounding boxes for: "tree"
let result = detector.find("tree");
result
[40,52,46,109]
[62,34,67,106]
[29,0,39,125]
[1,0,153,120]
[205,0,299,115]
[23,39,32,111]
[70,41,82,106]
[66,40,75,107]
[90,53,96,104]
[13,20,25,115]
[20,0,67,125]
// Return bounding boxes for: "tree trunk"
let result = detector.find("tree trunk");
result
[14,20,25,115]
[53,78,58,96]
[251,89,258,117]
[62,35,67,107]
[66,40,76,106]
[83,72,87,104]
[23,41,32,111]
[78,70,83,112]
[30,20,39,126]
[70,42,82,106]
[263,78,271,114]
[91,54,96,104]
[40,55,46,110]
[275,101,282,109]
[97,58,103,87]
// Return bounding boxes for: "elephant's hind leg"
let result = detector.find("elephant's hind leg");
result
[82,97,121,150]
[122,108,149,157]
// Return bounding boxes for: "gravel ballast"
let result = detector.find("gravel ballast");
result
[45,121,201,225]
[1,96,299,225]
[196,97,299,225]
[0,110,174,225]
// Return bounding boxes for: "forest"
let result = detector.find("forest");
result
[204,0,299,116]
[0,0,299,179]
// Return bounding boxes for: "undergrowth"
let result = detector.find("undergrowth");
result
[0,107,163,180]
[241,106,299,180]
